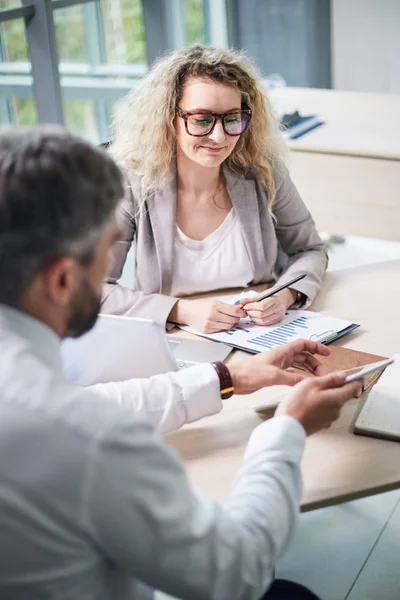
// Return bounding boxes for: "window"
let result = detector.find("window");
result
[0,1,31,124]
[54,4,87,63]
[101,0,146,65]
[65,100,98,143]
[185,0,205,45]
[0,2,28,62]
[10,97,37,125]
[0,0,21,9]
[0,0,213,140]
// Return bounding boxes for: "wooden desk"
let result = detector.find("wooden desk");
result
[166,261,400,511]
[264,87,400,241]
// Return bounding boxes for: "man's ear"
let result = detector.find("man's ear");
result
[40,257,81,306]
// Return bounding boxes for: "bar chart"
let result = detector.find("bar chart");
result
[246,316,310,349]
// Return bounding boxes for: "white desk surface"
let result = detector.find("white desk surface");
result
[265,86,400,161]
[166,260,400,511]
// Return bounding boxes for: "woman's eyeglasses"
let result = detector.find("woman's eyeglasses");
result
[176,106,252,137]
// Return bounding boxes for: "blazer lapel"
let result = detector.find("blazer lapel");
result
[223,165,267,283]
[144,166,270,293]
[147,174,176,294]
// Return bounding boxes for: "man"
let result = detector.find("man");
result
[0,128,360,600]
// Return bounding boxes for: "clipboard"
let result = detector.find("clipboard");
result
[311,323,360,346]
[179,310,360,355]
[218,323,360,355]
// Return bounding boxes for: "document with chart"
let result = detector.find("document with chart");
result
[180,310,359,353]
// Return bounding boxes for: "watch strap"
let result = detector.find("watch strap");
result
[211,361,234,399]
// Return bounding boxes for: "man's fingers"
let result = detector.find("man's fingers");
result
[301,371,348,391]
[298,371,363,397]
[277,370,305,386]
[321,379,363,404]
[293,352,324,375]
[286,339,331,357]
[313,363,329,376]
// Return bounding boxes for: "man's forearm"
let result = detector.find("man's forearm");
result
[90,363,222,434]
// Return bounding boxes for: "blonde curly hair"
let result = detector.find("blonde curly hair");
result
[111,44,287,203]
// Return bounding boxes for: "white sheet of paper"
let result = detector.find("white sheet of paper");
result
[180,309,354,353]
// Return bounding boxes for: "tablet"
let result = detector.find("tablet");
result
[344,358,394,384]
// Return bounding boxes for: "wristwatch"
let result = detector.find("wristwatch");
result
[211,361,235,399]
[292,290,305,307]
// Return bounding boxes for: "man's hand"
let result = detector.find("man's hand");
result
[276,372,363,435]
[169,298,243,333]
[258,339,330,375]
[227,339,331,395]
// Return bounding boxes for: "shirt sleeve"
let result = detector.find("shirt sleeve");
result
[89,363,222,435]
[272,164,328,307]
[83,412,305,600]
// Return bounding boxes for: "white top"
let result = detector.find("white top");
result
[0,304,305,600]
[170,208,254,297]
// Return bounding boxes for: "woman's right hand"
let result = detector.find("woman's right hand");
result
[169,298,244,333]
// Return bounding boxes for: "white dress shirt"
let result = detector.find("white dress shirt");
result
[0,304,306,600]
[170,208,254,297]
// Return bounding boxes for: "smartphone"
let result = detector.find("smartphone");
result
[343,358,394,384]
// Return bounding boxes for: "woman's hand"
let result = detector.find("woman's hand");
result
[169,298,243,333]
[228,339,331,395]
[239,288,296,326]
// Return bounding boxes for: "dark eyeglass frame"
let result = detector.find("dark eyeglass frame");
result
[176,106,252,137]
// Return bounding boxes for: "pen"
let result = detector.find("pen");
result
[235,274,307,306]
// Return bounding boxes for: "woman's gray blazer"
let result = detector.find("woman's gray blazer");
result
[101,163,328,327]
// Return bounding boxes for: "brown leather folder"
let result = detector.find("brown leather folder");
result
[295,346,389,397]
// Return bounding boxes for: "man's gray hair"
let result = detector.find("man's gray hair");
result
[0,126,124,304]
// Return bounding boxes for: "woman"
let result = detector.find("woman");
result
[102,44,327,333]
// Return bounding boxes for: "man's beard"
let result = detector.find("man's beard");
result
[65,278,101,339]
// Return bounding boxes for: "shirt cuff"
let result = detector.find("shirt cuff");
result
[173,363,223,423]
[244,415,306,464]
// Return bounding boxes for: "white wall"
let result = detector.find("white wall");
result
[332,0,400,93]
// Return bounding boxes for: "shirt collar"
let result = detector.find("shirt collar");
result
[0,304,63,374]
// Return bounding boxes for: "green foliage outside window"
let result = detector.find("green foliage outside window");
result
[102,0,146,64]
[0,0,206,138]
[185,0,205,45]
